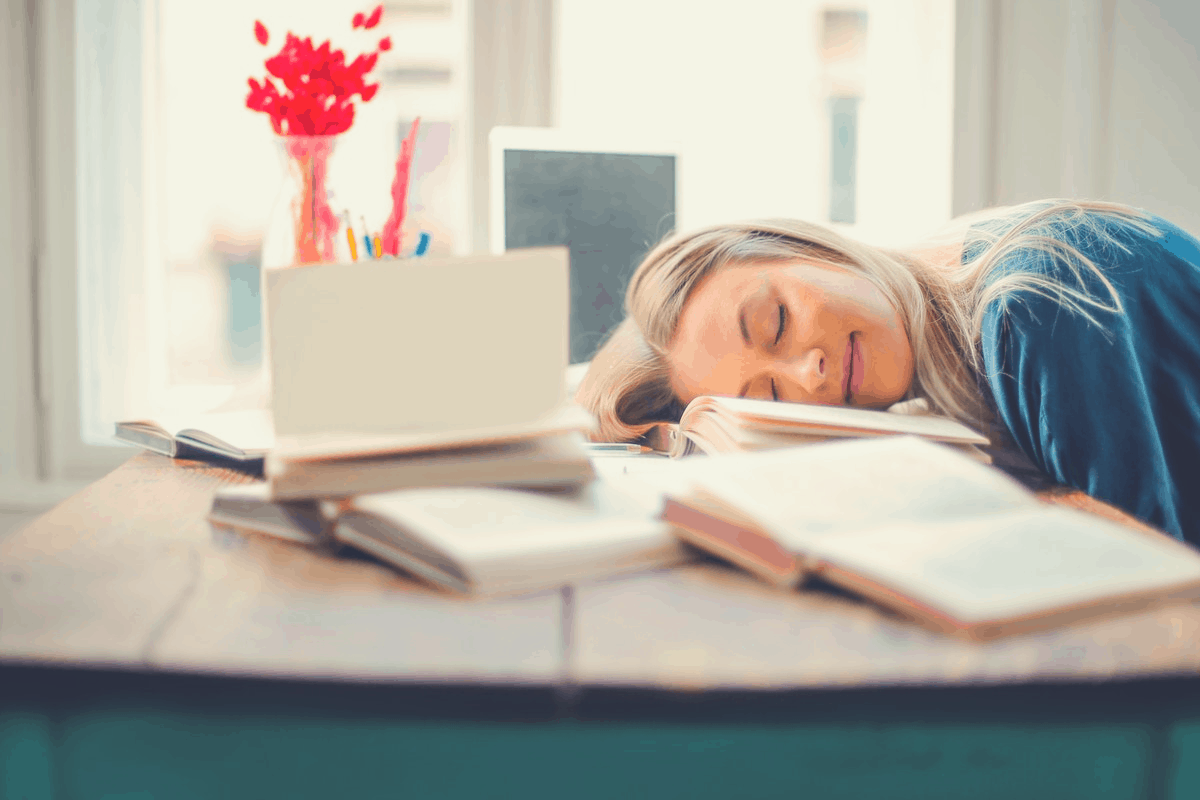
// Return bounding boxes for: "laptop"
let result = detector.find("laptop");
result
[265,248,570,440]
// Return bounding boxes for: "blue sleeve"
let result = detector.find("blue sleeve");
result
[980,218,1200,541]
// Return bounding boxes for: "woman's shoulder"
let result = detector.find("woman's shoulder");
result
[962,200,1179,276]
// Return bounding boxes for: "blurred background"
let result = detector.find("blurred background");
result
[2,0,1199,529]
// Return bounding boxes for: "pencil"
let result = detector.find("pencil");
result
[583,443,654,455]
[344,212,358,261]
[361,216,373,258]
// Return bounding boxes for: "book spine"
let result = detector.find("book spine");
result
[661,498,802,588]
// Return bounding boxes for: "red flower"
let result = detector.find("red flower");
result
[254,20,269,46]
[246,14,388,136]
[352,12,364,29]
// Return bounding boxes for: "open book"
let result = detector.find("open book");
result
[662,436,1200,640]
[329,478,690,595]
[645,396,990,462]
[115,409,275,473]
[208,482,344,546]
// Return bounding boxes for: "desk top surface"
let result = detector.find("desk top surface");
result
[2,452,1198,691]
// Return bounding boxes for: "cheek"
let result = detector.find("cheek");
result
[875,335,915,393]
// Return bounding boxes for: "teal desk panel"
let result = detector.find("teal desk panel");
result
[57,714,1151,800]
[0,712,54,800]
[6,666,1198,800]
[1167,721,1200,800]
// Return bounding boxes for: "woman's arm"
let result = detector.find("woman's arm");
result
[980,218,1200,542]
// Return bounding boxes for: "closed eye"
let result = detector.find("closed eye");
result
[773,302,787,347]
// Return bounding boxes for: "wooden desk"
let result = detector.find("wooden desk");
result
[4,453,1200,800]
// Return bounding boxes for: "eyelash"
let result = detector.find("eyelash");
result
[770,378,778,401]
[772,302,787,347]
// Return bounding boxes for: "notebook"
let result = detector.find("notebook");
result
[647,395,991,463]
[662,436,1200,640]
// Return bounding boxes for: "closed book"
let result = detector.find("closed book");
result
[266,430,595,500]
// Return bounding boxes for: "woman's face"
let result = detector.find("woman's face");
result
[666,259,915,408]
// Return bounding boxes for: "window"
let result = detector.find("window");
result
[554,0,955,246]
[75,0,471,445]
[821,9,868,225]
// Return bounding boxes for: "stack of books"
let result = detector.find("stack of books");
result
[117,249,691,596]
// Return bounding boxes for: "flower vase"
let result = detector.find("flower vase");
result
[262,134,341,268]
[259,134,341,400]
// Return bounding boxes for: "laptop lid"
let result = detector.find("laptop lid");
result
[266,248,569,438]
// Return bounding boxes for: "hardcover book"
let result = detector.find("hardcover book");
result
[662,436,1200,640]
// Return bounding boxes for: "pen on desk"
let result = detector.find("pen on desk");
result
[343,212,358,261]
[583,443,654,455]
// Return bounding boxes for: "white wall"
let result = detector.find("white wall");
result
[554,0,956,246]
[1107,0,1200,234]
[962,0,1200,235]
[857,0,956,243]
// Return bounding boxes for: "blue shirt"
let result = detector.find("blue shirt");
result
[972,207,1200,542]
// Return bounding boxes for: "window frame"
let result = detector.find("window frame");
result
[44,0,136,481]
[0,0,46,497]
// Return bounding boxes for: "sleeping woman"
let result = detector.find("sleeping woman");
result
[576,200,1200,543]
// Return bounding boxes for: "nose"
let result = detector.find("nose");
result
[780,347,829,397]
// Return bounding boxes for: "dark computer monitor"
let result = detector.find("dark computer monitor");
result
[490,128,680,364]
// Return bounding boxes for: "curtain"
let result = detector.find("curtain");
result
[954,0,1200,235]
[0,0,42,481]
[469,0,554,253]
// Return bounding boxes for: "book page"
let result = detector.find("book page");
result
[151,408,275,454]
[811,506,1200,625]
[689,436,1033,552]
[347,477,688,594]
[690,396,989,445]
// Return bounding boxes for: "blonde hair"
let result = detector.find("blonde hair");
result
[578,199,1158,441]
